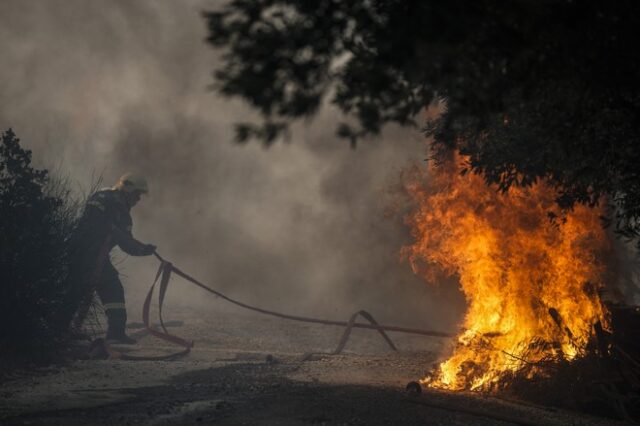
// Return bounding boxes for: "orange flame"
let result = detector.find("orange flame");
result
[402,152,610,390]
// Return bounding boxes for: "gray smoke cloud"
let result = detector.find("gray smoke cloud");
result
[0,0,464,333]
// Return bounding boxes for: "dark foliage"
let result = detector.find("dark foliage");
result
[0,129,80,363]
[204,0,640,242]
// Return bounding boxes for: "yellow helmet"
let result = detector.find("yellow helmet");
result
[114,173,149,194]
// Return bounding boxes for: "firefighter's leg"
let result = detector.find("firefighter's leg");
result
[97,263,136,344]
[64,252,98,334]
[67,264,94,334]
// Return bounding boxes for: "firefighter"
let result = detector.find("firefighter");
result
[72,173,156,344]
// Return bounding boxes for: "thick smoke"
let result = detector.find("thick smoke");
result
[0,0,464,332]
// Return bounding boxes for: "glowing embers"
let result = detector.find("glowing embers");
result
[402,152,610,391]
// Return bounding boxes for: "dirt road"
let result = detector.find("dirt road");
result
[0,306,624,425]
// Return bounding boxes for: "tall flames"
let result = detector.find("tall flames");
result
[403,152,611,391]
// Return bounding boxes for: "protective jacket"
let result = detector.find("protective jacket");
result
[80,188,150,256]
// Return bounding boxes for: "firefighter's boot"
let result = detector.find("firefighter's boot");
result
[105,308,137,345]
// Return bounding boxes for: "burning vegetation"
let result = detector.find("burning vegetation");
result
[403,151,610,390]
[401,151,640,417]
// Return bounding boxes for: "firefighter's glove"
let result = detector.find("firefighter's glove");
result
[143,244,157,256]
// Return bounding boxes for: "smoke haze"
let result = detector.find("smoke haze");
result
[0,0,464,332]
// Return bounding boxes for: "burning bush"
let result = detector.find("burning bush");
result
[0,128,81,364]
[402,151,640,419]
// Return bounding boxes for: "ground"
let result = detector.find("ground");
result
[0,304,627,425]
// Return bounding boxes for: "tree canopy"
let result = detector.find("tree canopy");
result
[204,1,640,242]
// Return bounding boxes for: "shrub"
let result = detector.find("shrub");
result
[0,128,80,364]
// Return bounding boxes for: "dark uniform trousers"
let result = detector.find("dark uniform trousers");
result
[97,262,128,338]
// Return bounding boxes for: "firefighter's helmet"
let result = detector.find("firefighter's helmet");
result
[114,173,149,194]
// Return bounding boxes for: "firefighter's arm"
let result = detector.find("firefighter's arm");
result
[111,225,156,256]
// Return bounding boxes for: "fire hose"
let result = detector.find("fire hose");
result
[102,252,453,361]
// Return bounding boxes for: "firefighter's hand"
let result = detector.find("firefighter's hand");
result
[143,244,157,256]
